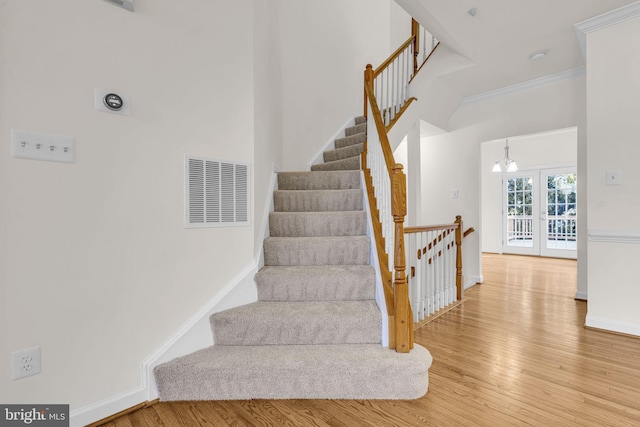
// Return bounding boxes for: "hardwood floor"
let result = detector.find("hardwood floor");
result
[96,254,640,426]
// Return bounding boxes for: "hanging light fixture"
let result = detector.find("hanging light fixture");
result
[492,139,518,173]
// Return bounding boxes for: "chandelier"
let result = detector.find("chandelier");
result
[492,140,518,173]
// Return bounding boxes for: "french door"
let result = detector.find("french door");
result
[503,168,577,259]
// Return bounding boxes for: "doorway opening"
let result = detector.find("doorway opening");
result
[504,168,576,258]
[481,127,577,259]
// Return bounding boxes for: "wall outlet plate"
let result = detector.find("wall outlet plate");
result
[12,346,41,380]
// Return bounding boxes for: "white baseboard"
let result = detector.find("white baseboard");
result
[463,280,476,290]
[574,290,588,300]
[585,314,640,337]
[471,275,484,284]
[71,172,278,426]
[70,386,147,427]
[307,116,358,168]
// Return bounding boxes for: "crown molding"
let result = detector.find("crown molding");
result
[575,1,640,58]
[461,67,585,105]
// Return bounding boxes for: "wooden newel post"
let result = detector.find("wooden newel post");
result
[392,164,411,353]
[411,19,420,75]
[455,215,463,301]
[364,64,374,118]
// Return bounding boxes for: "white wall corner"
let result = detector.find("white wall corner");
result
[574,1,640,58]
[307,115,358,168]
[585,314,640,337]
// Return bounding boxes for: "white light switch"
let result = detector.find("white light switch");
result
[451,189,459,199]
[11,129,76,163]
[606,170,621,186]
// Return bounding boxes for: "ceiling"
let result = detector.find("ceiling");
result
[396,0,639,98]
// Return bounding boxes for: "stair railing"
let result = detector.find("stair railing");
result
[404,217,474,324]
[361,19,440,352]
[365,19,439,130]
[362,75,409,352]
[412,18,439,75]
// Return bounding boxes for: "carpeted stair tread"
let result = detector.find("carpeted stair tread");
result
[335,132,366,149]
[269,211,366,237]
[153,343,432,401]
[345,123,367,136]
[264,235,370,266]
[323,142,364,163]
[211,300,381,345]
[278,170,360,190]
[153,115,433,403]
[311,156,360,171]
[256,265,375,301]
[274,189,363,212]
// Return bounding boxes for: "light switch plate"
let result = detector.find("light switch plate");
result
[11,129,76,163]
[606,170,621,186]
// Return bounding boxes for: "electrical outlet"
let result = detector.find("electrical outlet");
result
[12,346,41,380]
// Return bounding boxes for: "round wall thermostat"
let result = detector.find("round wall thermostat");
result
[103,93,124,111]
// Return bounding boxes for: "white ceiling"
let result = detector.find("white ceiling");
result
[398,0,639,98]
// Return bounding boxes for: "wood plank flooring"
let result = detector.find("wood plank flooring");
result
[96,254,640,426]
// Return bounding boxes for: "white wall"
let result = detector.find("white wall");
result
[481,128,577,254]
[390,0,412,49]
[585,14,640,335]
[253,0,284,253]
[420,76,585,287]
[0,0,255,411]
[277,0,393,170]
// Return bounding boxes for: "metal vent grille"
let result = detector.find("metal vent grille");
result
[186,156,250,228]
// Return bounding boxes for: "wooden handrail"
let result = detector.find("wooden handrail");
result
[361,17,440,352]
[364,66,411,352]
[361,149,394,315]
[405,223,459,234]
[373,35,415,79]
[364,66,396,174]
[404,218,473,304]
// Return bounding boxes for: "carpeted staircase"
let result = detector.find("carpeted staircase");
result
[153,116,432,401]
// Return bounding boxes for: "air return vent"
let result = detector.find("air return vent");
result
[185,156,250,228]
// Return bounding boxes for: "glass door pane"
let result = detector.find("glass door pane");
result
[503,174,538,255]
[541,168,577,258]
